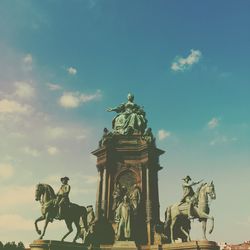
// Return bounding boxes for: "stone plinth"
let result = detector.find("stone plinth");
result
[30,240,87,250]
[111,241,137,250]
[160,241,219,250]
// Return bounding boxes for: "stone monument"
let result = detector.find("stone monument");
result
[92,93,164,245]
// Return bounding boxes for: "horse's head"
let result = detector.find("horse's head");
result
[206,181,216,200]
[35,183,44,201]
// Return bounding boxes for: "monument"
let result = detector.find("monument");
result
[30,93,219,250]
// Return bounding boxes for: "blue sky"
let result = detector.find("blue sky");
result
[0,0,249,246]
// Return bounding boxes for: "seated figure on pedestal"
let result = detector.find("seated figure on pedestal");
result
[107,93,147,135]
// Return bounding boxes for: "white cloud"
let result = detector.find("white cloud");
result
[0,99,32,114]
[46,126,66,139]
[22,146,40,157]
[82,175,98,184]
[59,90,101,108]
[15,81,35,99]
[210,135,238,146]
[22,54,33,71]
[158,129,171,141]
[171,49,202,72]
[67,67,77,75]
[47,83,62,91]
[0,163,14,179]
[0,214,33,231]
[208,117,219,129]
[47,146,59,155]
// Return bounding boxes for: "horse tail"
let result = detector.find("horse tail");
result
[164,206,171,230]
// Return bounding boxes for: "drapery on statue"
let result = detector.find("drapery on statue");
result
[34,180,88,242]
[129,184,141,215]
[164,178,216,243]
[106,93,147,135]
[116,195,132,240]
[112,183,122,212]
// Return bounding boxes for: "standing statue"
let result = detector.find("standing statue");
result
[99,128,113,147]
[112,183,122,212]
[55,176,71,220]
[143,127,155,145]
[116,195,132,240]
[34,182,87,242]
[180,176,202,219]
[164,180,216,243]
[107,93,147,135]
[129,184,141,215]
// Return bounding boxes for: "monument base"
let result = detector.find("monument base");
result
[111,241,137,250]
[160,241,219,250]
[30,240,87,250]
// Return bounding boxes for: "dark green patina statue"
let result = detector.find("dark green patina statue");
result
[164,177,216,243]
[34,177,88,242]
[107,93,147,135]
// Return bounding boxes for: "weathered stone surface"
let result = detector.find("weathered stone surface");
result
[111,241,137,250]
[30,240,87,250]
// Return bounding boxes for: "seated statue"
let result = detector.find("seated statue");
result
[107,93,147,135]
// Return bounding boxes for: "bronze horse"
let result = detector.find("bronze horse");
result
[34,183,87,242]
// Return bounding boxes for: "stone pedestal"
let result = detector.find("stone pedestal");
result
[30,240,87,250]
[160,241,219,250]
[111,241,137,250]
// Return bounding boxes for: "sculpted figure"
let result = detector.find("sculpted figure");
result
[129,184,141,214]
[55,176,71,220]
[112,183,122,212]
[180,175,201,219]
[107,93,147,135]
[116,195,131,240]
[99,127,113,147]
[143,127,155,145]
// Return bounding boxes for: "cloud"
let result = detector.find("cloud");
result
[82,175,98,184]
[0,99,32,114]
[171,49,202,72]
[210,135,238,146]
[47,83,62,91]
[158,129,171,141]
[59,90,101,108]
[22,53,33,71]
[46,126,66,139]
[208,117,220,129]
[0,163,14,179]
[67,67,77,75]
[0,214,33,231]
[14,81,35,99]
[22,146,40,157]
[47,146,59,155]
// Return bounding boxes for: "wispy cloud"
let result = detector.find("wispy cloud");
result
[22,53,33,71]
[210,135,238,146]
[46,126,67,139]
[171,49,202,72]
[208,117,220,129]
[0,163,14,180]
[22,146,40,157]
[0,99,32,114]
[67,66,77,75]
[59,90,101,108]
[14,81,35,99]
[47,83,62,91]
[158,129,171,141]
[47,146,59,156]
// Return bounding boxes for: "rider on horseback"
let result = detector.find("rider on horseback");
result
[180,175,202,219]
[55,176,71,220]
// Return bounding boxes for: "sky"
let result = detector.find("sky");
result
[0,0,250,246]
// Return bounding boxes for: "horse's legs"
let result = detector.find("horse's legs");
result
[180,226,191,242]
[170,217,177,243]
[73,220,81,243]
[198,211,214,236]
[35,215,45,235]
[61,220,73,242]
[201,220,207,240]
[40,213,50,239]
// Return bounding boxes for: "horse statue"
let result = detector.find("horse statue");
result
[165,181,216,243]
[34,183,88,242]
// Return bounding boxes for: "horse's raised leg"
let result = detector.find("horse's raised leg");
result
[180,226,191,242]
[61,220,73,242]
[35,215,45,235]
[198,211,214,237]
[40,214,50,239]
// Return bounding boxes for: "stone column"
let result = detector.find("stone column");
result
[101,167,107,215]
[95,169,103,219]
[146,167,152,245]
